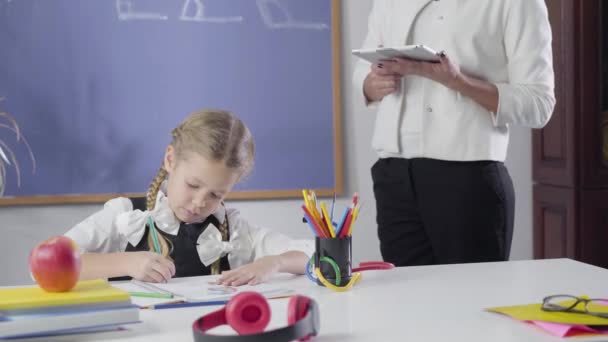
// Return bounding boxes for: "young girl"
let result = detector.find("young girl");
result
[64,110,313,286]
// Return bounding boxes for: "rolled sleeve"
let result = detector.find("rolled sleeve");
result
[227,210,314,264]
[492,0,555,128]
[64,197,132,253]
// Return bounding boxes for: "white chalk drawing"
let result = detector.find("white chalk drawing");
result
[116,0,168,21]
[256,0,327,30]
[180,0,243,23]
[114,0,328,30]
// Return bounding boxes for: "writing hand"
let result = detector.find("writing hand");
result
[127,251,175,283]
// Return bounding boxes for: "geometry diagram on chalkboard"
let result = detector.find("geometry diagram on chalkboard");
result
[180,0,243,23]
[257,0,328,30]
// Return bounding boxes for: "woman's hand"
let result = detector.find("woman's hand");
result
[381,52,499,112]
[126,251,175,283]
[214,256,281,286]
[381,53,463,89]
[363,63,402,102]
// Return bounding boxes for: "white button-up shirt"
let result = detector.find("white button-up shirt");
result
[353,0,555,161]
[65,190,314,269]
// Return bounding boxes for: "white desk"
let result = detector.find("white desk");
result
[11,258,608,341]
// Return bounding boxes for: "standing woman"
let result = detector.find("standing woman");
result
[353,0,555,266]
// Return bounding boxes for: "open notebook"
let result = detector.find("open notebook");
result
[113,278,295,308]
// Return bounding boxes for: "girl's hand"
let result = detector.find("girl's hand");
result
[381,52,463,89]
[126,251,175,283]
[215,256,281,286]
[363,62,402,102]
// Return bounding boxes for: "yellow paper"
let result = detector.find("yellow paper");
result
[0,279,130,310]
[487,299,608,326]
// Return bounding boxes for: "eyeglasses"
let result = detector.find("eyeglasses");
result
[541,295,608,318]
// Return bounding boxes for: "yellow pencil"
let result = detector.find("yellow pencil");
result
[302,189,312,209]
[302,189,326,236]
[347,204,361,236]
[309,192,322,225]
[321,202,336,238]
[352,203,360,222]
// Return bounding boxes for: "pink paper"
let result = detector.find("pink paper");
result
[528,321,608,338]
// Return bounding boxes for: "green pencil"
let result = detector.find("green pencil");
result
[148,216,162,254]
[129,291,173,299]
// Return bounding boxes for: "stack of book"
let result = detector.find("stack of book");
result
[0,279,139,339]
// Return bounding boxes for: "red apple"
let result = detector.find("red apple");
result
[29,236,81,292]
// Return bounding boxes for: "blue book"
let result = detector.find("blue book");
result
[0,305,140,339]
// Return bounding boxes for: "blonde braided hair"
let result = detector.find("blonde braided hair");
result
[210,211,230,275]
[145,163,173,257]
[146,110,255,274]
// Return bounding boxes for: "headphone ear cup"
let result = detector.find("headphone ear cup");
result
[225,292,271,335]
[287,295,311,325]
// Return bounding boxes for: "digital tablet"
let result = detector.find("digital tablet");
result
[352,45,440,64]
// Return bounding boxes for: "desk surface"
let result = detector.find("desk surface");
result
[10,258,608,342]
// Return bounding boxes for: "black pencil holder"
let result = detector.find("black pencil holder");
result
[314,236,352,286]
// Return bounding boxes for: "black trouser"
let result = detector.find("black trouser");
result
[371,158,515,266]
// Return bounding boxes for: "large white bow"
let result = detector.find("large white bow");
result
[115,191,181,246]
[196,224,252,266]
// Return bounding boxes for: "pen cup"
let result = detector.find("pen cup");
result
[314,236,352,286]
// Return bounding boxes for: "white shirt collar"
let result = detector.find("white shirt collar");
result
[115,185,226,246]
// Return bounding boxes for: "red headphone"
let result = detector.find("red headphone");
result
[192,292,319,342]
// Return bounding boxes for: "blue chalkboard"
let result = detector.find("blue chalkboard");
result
[0,0,342,205]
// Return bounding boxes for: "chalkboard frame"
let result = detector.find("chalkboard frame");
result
[0,0,343,206]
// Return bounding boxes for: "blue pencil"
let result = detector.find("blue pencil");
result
[148,300,228,310]
[334,207,350,237]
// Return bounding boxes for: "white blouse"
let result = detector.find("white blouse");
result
[352,0,555,162]
[64,190,314,269]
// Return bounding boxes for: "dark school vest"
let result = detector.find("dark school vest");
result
[111,197,230,280]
